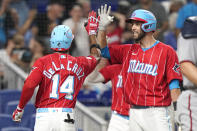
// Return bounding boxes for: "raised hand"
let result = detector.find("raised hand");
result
[85,10,100,35]
[98,4,114,30]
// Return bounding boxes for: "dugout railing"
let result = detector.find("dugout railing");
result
[0,57,108,131]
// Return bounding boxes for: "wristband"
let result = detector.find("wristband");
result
[90,44,101,51]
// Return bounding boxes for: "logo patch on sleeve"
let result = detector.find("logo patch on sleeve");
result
[173,63,180,74]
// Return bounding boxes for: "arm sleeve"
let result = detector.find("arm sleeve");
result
[18,59,43,109]
[99,66,114,83]
[177,34,197,64]
[166,48,183,84]
[169,79,180,90]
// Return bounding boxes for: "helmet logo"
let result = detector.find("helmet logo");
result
[144,24,152,29]
[57,43,61,47]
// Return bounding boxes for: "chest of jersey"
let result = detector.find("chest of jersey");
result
[125,46,166,77]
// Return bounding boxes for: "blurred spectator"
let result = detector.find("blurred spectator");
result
[129,0,168,42]
[0,37,16,89]
[10,0,29,27]
[31,0,64,39]
[62,4,89,56]
[117,0,131,15]
[164,0,183,50]
[27,0,49,13]
[29,37,49,68]
[175,0,197,37]
[10,34,31,71]
[78,0,91,18]
[105,13,125,45]
[0,0,11,48]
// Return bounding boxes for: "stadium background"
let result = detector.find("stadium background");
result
[0,0,194,131]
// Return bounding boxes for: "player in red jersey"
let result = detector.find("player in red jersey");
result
[12,11,101,131]
[84,64,130,131]
[97,4,182,131]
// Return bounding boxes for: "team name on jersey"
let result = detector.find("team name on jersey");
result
[43,61,84,80]
[127,59,158,76]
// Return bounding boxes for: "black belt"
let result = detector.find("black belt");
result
[132,105,153,109]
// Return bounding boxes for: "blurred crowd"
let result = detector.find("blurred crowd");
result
[0,0,196,91]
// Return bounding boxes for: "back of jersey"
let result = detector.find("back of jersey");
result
[32,53,96,108]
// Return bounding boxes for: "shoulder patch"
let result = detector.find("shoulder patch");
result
[173,63,180,74]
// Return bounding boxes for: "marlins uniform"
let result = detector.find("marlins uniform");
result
[18,53,97,131]
[13,13,100,131]
[105,41,182,131]
[99,64,130,131]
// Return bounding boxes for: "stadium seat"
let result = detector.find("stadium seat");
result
[28,114,36,130]
[0,90,21,113]
[77,90,101,106]
[0,114,24,129]
[4,100,36,127]
[100,89,112,106]
[5,100,36,117]
[1,127,32,131]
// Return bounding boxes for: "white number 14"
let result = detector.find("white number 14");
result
[50,74,75,100]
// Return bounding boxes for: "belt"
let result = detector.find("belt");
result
[132,105,153,109]
[113,111,129,120]
[37,108,73,113]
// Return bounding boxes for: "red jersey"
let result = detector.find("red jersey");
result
[99,64,130,116]
[109,41,182,106]
[107,27,123,45]
[19,53,97,109]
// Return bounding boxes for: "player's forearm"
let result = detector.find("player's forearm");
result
[18,80,38,109]
[97,30,107,48]
[89,35,97,45]
[181,62,197,86]
[170,88,181,102]
[85,71,105,85]
[89,35,101,58]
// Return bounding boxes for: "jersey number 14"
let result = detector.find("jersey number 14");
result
[50,74,75,100]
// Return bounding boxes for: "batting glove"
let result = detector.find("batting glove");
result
[98,4,114,30]
[85,11,99,35]
[12,106,24,122]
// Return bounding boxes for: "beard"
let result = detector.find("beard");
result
[132,30,145,42]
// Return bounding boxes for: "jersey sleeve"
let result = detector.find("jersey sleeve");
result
[18,59,44,109]
[177,34,197,64]
[166,48,183,84]
[78,56,97,75]
[99,66,113,83]
[108,45,129,64]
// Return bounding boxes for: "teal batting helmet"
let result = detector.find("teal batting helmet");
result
[50,25,74,51]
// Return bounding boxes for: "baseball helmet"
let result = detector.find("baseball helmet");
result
[181,16,197,39]
[50,25,74,51]
[126,9,157,32]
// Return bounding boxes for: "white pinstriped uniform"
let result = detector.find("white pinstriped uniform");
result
[176,34,197,131]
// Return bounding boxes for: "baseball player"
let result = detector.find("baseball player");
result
[84,64,130,131]
[176,16,197,131]
[96,4,183,131]
[12,11,101,131]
